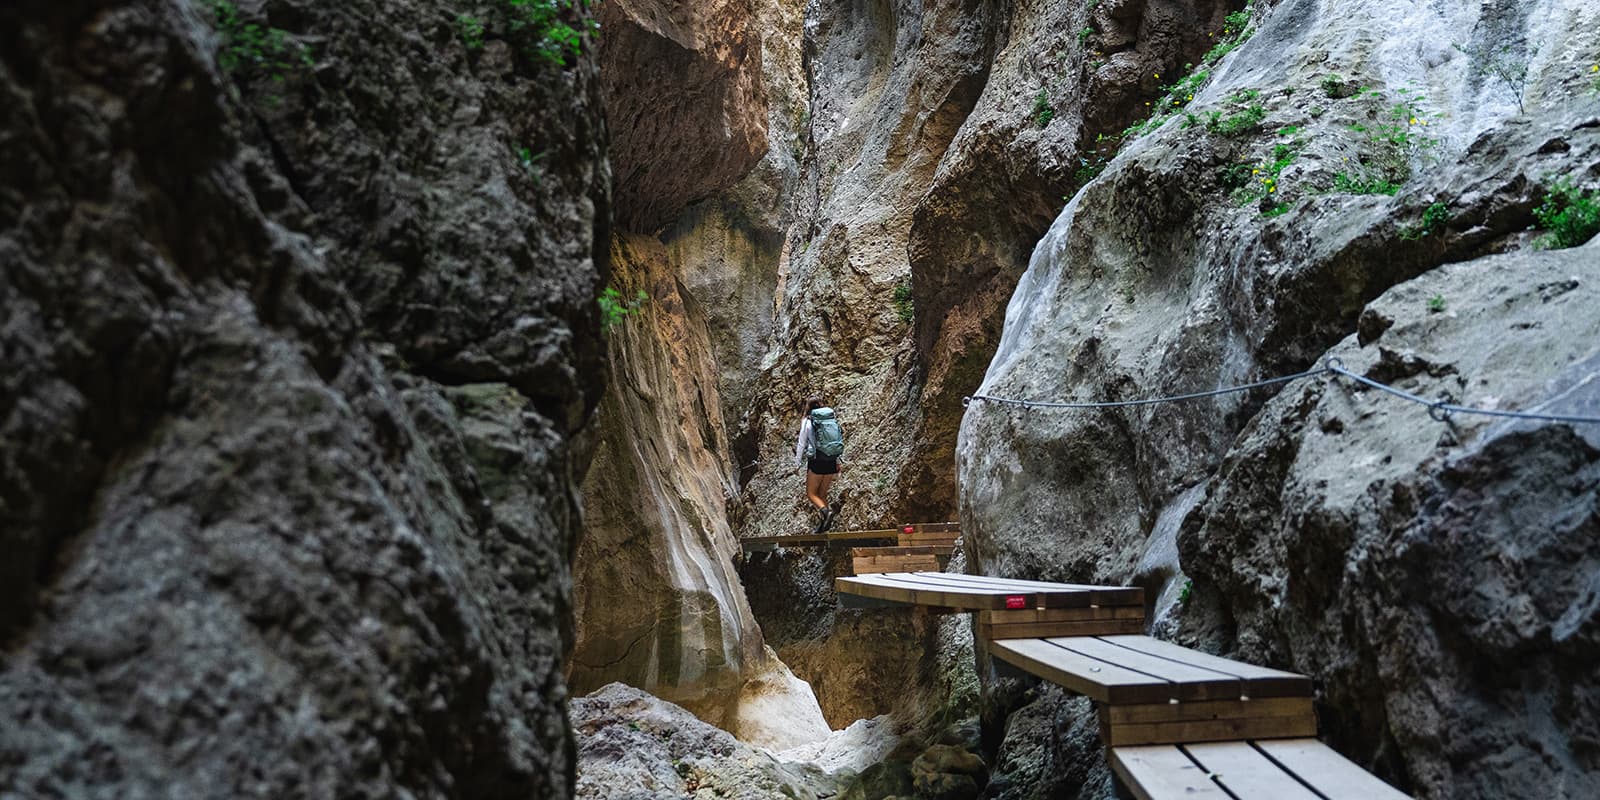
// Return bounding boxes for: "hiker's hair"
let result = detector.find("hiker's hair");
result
[805,396,824,413]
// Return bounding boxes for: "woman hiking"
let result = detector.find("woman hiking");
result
[794,396,848,534]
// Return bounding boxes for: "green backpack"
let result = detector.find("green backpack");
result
[809,407,845,459]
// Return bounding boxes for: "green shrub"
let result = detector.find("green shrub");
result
[458,14,486,50]
[1074,154,1108,184]
[893,280,914,324]
[1320,73,1357,99]
[1532,178,1600,249]
[1033,89,1054,128]
[506,0,600,66]
[1203,103,1266,136]
[598,287,648,332]
[206,0,313,80]
[1426,294,1446,313]
[1332,172,1401,195]
[1231,141,1301,211]
[1400,201,1450,240]
[1453,41,1532,114]
[1202,6,1253,64]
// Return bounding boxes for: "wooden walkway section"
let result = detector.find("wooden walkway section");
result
[834,572,1410,799]
[741,522,959,554]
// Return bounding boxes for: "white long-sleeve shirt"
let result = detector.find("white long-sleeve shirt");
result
[794,418,812,467]
[794,417,844,467]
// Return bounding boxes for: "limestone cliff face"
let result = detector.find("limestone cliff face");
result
[727,0,1246,731]
[575,0,832,750]
[1,0,607,797]
[571,234,828,749]
[959,0,1600,796]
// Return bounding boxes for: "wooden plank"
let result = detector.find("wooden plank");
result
[1096,636,1312,698]
[874,573,1105,609]
[1109,745,1229,800]
[1101,712,1318,747]
[835,575,1026,610]
[1104,697,1313,726]
[853,555,941,575]
[1182,741,1322,800]
[850,546,946,557]
[978,616,1145,640]
[898,534,961,547]
[741,529,901,548]
[906,522,960,533]
[977,606,1145,624]
[1047,637,1244,702]
[914,572,1144,607]
[1254,739,1412,799]
[986,638,1172,704]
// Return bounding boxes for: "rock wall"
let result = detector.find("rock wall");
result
[726,0,1247,733]
[1,0,607,797]
[571,233,828,750]
[1180,243,1600,797]
[574,0,833,751]
[959,0,1600,796]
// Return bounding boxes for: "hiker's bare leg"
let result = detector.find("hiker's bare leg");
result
[806,471,827,509]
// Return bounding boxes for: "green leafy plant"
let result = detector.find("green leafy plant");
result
[1426,294,1446,313]
[1229,140,1302,211]
[893,280,914,324]
[1453,41,1534,114]
[598,286,649,332]
[1033,89,1055,128]
[1078,26,1094,44]
[1320,73,1357,99]
[206,0,313,82]
[1178,579,1193,605]
[1200,5,1254,64]
[1532,178,1600,249]
[1331,172,1401,195]
[1074,154,1108,184]
[458,14,487,50]
[1203,103,1266,136]
[1399,201,1450,240]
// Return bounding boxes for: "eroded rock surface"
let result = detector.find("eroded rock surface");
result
[573,683,832,800]
[959,0,1600,796]
[1180,243,1600,797]
[2,0,607,797]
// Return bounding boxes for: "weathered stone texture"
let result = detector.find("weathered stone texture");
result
[0,0,607,796]
[958,0,1600,796]
[600,0,769,232]
[1179,244,1600,798]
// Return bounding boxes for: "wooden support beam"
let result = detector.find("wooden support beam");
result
[1098,697,1317,746]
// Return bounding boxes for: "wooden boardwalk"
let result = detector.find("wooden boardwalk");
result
[834,571,1410,799]
[743,523,963,579]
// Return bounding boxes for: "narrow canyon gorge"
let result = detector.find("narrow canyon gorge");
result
[2,1,1597,799]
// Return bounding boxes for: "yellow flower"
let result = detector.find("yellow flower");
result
[1269,187,1276,192]
[1186,94,1193,100]
[1252,169,1261,174]
[1592,64,1599,72]
[1154,73,1161,79]
[1409,117,1419,125]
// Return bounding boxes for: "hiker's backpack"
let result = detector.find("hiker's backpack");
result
[809,407,845,459]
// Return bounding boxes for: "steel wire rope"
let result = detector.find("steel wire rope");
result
[962,357,1600,425]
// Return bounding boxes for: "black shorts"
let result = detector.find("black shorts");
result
[807,456,839,475]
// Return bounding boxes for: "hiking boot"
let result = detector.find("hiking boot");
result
[812,507,831,535]
[827,489,850,523]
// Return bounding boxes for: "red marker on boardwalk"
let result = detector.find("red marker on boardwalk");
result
[1005,595,1027,610]
[903,525,915,534]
